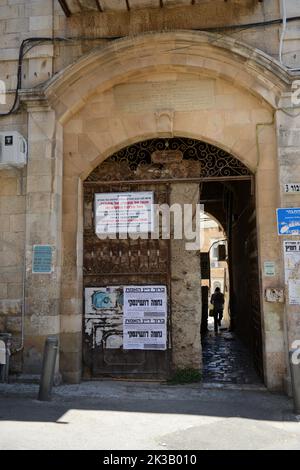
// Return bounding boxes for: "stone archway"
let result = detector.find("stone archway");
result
[22,31,292,389]
[81,137,253,379]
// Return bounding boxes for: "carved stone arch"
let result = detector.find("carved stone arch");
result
[48,30,287,388]
[44,30,291,125]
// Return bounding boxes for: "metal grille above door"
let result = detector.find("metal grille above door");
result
[85,138,251,183]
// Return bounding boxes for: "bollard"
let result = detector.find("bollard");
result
[38,336,58,401]
[289,350,300,415]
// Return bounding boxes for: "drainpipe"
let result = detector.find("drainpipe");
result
[14,166,27,355]
[279,0,300,72]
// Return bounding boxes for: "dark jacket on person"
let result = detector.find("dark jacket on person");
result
[210,292,224,310]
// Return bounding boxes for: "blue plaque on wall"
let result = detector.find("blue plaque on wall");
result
[32,245,53,273]
[276,208,300,236]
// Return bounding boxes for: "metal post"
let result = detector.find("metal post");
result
[38,336,58,401]
[289,350,300,414]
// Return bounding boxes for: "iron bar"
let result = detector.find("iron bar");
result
[83,272,166,276]
[84,175,252,186]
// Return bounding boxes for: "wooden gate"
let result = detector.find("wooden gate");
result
[247,206,264,379]
[83,181,171,378]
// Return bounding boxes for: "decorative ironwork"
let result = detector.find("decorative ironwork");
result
[86,138,251,182]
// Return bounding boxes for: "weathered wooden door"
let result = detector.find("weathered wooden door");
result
[83,180,171,379]
[246,204,264,379]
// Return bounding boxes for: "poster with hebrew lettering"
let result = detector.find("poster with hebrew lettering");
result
[123,286,167,350]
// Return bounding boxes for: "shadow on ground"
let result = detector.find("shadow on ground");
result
[0,381,296,425]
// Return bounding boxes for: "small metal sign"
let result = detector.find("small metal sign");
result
[151,149,183,164]
[32,245,53,274]
[284,183,300,194]
[264,261,276,277]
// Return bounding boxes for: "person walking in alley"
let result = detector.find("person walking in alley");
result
[210,287,224,334]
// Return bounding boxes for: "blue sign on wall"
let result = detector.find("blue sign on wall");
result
[276,208,300,236]
[32,245,53,273]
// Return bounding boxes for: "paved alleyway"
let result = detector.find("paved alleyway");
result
[202,320,261,385]
[0,381,299,450]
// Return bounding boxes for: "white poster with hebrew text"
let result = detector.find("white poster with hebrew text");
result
[123,286,167,350]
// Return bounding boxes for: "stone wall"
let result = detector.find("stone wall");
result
[0,0,299,110]
[0,2,299,388]
[56,49,285,386]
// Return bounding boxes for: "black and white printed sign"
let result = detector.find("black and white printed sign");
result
[95,191,154,235]
[284,241,300,305]
[123,286,167,350]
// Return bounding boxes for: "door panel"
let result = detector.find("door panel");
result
[83,182,171,379]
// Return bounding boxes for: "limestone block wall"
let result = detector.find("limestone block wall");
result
[0,112,27,371]
[22,107,63,375]
[0,0,54,112]
[52,0,300,75]
[0,0,55,356]
[0,0,298,387]
[0,0,299,110]
[0,165,25,371]
[281,0,300,70]
[276,97,300,393]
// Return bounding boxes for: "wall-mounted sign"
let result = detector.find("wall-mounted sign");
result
[264,261,276,277]
[283,241,300,281]
[284,183,300,194]
[265,288,284,303]
[151,149,183,164]
[32,245,53,274]
[84,287,123,349]
[95,191,154,235]
[284,241,300,305]
[276,208,300,235]
[288,279,300,305]
[123,286,167,350]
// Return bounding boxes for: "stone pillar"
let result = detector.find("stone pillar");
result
[276,95,300,394]
[59,175,83,384]
[23,103,62,377]
[255,116,285,391]
[170,183,202,371]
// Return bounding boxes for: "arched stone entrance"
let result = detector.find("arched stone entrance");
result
[21,30,293,390]
[81,137,258,380]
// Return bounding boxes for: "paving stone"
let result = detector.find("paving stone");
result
[202,325,262,385]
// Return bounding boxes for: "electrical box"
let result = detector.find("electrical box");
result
[0,131,27,169]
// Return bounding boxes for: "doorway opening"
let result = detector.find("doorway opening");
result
[200,180,263,385]
[82,137,263,383]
